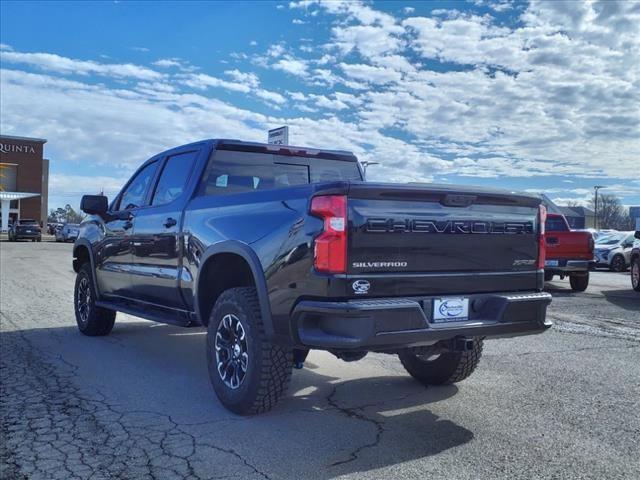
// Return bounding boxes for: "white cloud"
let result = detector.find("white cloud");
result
[224,69,260,88]
[1,1,638,205]
[273,58,309,76]
[1,50,163,80]
[339,63,402,84]
[152,58,183,68]
[179,73,251,93]
[255,89,286,105]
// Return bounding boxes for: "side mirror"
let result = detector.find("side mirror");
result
[635,231,640,240]
[81,195,108,215]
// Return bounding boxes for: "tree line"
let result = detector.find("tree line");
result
[47,205,83,224]
[567,193,637,230]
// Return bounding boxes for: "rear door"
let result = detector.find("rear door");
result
[129,148,201,308]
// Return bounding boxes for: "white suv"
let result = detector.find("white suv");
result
[594,232,636,272]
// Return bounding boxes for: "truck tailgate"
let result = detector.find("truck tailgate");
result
[346,183,543,295]
[545,231,593,260]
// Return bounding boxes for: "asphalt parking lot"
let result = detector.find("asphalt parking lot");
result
[1,241,639,480]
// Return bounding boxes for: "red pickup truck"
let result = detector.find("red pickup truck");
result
[544,213,594,291]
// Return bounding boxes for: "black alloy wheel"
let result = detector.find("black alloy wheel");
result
[214,313,249,390]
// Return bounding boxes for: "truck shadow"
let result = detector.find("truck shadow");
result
[601,289,640,312]
[4,321,474,479]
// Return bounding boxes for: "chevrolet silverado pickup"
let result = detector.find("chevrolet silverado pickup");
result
[544,213,594,291]
[73,139,552,414]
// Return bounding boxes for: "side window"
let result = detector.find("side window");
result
[118,161,158,210]
[151,151,198,206]
[274,163,309,187]
[198,150,274,196]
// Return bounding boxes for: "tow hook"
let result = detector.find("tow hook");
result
[451,337,475,352]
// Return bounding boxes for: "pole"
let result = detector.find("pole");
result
[595,188,598,230]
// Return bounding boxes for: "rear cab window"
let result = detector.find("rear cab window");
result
[151,151,198,206]
[545,216,569,232]
[198,149,362,196]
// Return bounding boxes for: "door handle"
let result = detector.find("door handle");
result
[163,217,177,228]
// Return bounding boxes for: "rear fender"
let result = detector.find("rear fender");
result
[196,241,274,336]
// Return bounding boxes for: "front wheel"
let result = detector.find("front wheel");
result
[206,287,292,415]
[74,263,116,336]
[570,273,589,292]
[632,258,640,292]
[398,339,483,385]
[611,255,627,272]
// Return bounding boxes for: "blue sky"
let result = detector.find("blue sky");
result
[1,0,638,211]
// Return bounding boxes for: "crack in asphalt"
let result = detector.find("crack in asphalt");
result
[325,385,385,468]
[0,314,272,480]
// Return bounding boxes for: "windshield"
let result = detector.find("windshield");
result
[596,234,623,246]
[18,220,39,225]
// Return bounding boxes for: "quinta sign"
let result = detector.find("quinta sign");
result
[0,143,36,154]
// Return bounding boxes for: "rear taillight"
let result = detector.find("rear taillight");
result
[310,195,347,273]
[537,204,547,269]
[588,235,594,253]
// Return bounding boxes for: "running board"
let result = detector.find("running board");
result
[96,299,198,327]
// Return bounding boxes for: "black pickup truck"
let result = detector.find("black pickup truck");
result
[74,139,552,414]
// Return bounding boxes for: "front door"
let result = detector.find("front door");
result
[129,150,200,308]
[95,159,160,300]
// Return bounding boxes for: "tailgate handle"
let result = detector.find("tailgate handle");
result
[441,194,477,207]
[546,237,559,245]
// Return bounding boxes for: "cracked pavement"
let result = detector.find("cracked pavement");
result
[1,241,639,479]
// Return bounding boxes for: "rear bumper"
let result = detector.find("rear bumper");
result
[291,291,552,350]
[14,232,41,239]
[545,259,592,275]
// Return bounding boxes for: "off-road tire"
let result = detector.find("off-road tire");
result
[74,263,116,336]
[206,287,292,415]
[570,273,589,292]
[398,339,483,385]
[611,254,627,272]
[631,257,640,292]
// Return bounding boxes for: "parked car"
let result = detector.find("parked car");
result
[47,223,61,235]
[56,223,80,242]
[631,232,640,292]
[543,213,594,291]
[8,219,42,242]
[594,231,635,272]
[73,139,552,415]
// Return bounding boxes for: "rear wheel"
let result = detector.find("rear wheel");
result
[74,263,116,336]
[544,271,554,282]
[570,273,589,291]
[398,339,483,385]
[611,254,626,272]
[632,258,640,292]
[206,287,292,415]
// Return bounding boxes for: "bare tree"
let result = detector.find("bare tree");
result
[589,193,633,230]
